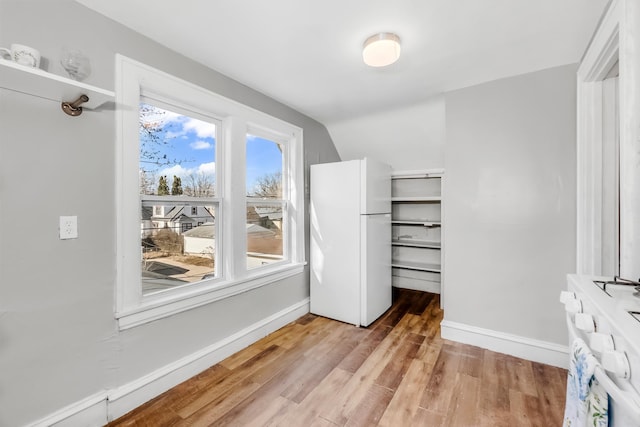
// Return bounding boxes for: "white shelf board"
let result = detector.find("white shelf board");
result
[392,239,441,249]
[392,219,441,227]
[392,196,441,202]
[0,58,114,109]
[391,260,441,273]
[392,168,444,179]
[392,276,441,294]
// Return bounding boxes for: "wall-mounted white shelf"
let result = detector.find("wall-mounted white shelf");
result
[392,168,444,179]
[392,219,441,227]
[392,239,441,249]
[392,196,442,202]
[0,59,114,110]
[391,260,441,273]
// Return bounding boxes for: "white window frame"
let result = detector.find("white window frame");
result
[245,125,291,270]
[115,55,305,329]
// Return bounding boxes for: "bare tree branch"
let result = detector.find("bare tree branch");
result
[250,172,282,198]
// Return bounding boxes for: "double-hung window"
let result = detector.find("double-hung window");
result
[139,98,219,293]
[116,55,305,329]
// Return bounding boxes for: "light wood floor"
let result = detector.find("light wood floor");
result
[108,289,567,426]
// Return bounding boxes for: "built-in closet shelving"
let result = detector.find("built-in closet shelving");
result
[391,169,443,294]
[0,58,114,110]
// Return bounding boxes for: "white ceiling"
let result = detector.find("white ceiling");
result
[77,0,608,126]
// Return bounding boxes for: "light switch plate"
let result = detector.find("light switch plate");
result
[59,215,78,239]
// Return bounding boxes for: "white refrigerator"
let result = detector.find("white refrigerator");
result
[310,158,392,327]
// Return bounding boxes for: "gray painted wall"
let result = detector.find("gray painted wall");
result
[327,95,445,171]
[0,1,340,425]
[443,64,577,345]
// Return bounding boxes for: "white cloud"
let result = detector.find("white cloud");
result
[164,130,183,140]
[184,118,216,139]
[190,140,212,150]
[140,105,216,144]
[159,162,216,178]
[198,162,216,174]
[159,164,190,177]
[140,104,183,127]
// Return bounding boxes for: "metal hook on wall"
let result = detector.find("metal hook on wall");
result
[61,94,89,117]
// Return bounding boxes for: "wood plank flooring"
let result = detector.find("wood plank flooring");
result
[108,289,567,426]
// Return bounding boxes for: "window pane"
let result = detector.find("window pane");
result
[246,134,283,199]
[139,102,217,295]
[246,203,284,268]
[246,134,285,269]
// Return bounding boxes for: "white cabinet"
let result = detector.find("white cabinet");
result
[391,169,443,293]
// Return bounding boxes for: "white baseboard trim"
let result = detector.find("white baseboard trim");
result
[440,320,569,368]
[27,298,309,426]
[27,392,107,427]
[107,297,310,421]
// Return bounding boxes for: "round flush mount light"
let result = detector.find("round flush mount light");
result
[362,32,401,67]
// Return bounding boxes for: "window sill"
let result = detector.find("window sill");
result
[116,262,306,330]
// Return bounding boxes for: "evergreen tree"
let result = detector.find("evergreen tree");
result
[171,175,183,195]
[157,175,170,195]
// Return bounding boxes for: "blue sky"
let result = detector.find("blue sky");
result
[139,103,282,194]
[246,134,283,193]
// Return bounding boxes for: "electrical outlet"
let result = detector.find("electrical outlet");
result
[59,215,78,239]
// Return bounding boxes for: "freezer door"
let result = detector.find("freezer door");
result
[310,161,361,326]
[361,157,391,215]
[360,213,392,326]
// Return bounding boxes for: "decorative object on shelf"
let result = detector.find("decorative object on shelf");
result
[60,47,91,81]
[61,94,89,117]
[0,43,41,68]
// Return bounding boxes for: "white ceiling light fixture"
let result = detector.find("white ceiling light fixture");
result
[362,32,401,67]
